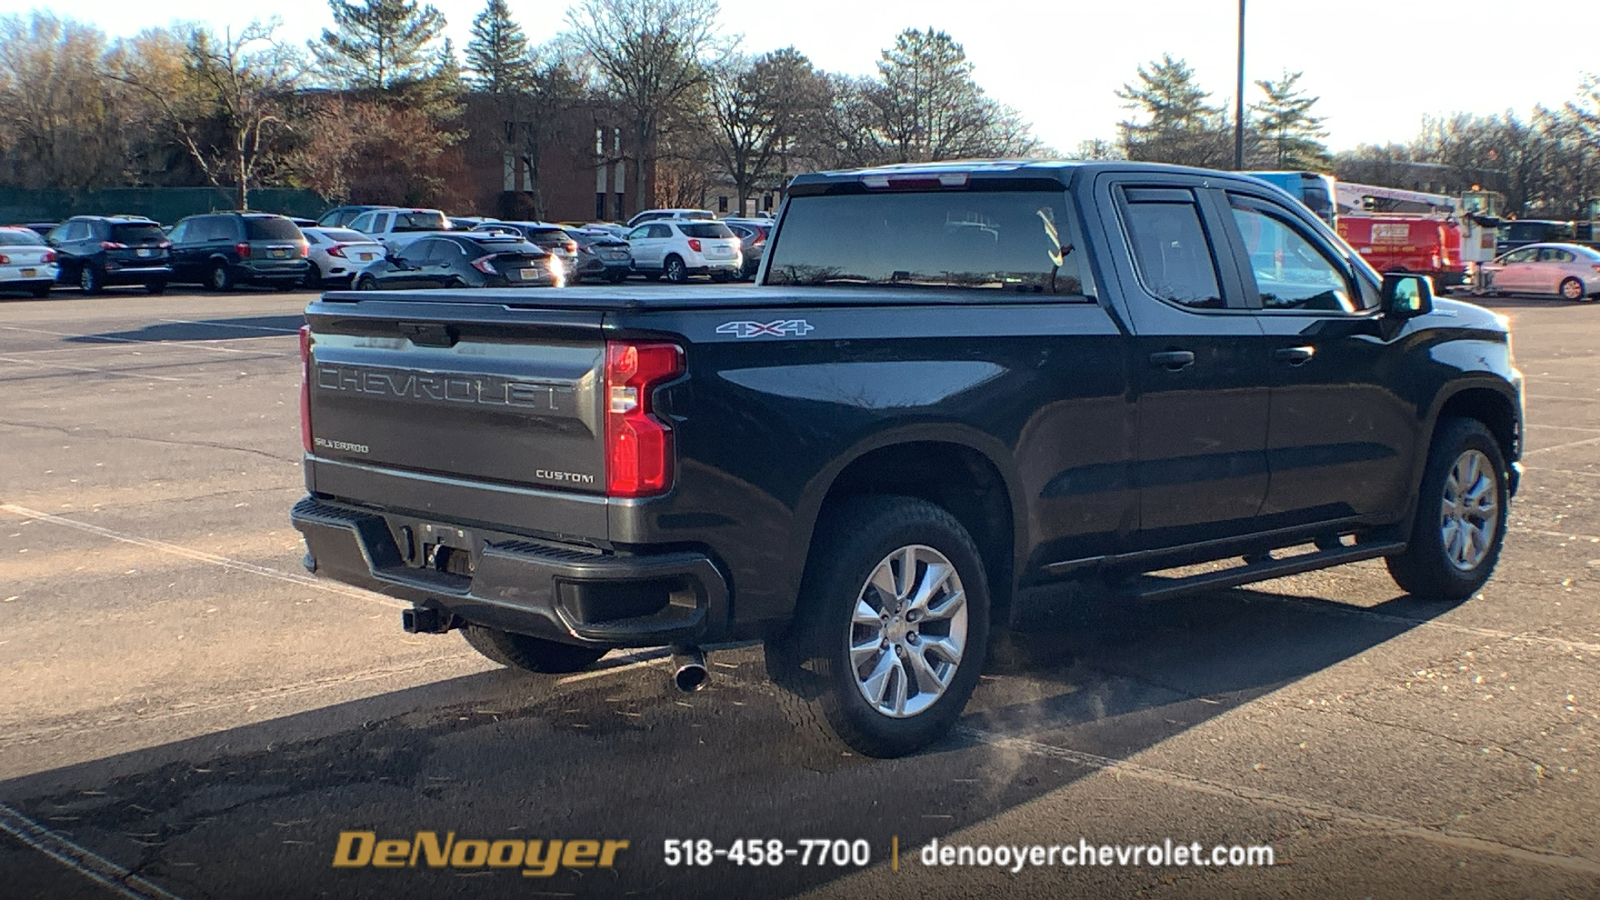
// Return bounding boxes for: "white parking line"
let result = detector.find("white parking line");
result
[0,802,188,900]
[1523,435,1600,456]
[958,727,1600,876]
[0,503,407,610]
[0,355,185,382]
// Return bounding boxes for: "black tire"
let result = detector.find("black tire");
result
[1385,418,1509,602]
[209,262,235,292]
[79,265,103,295]
[664,255,688,284]
[145,280,166,296]
[764,495,990,758]
[303,266,323,290]
[275,282,297,292]
[642,270,661,282]
[355,276,379,291]
[711,270,731,283]
[1559,277,1585,301]
[30,284,50,299]
[460,624,607,674]
[607,270,628,284]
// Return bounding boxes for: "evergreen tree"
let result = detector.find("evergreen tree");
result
[1250,70,1330,170]
[1116,54,1229,167]
[870,28,1032,162]
[465,0,535,96]
[312,0,448,92]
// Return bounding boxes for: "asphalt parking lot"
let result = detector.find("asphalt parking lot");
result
[1,283,1597,900]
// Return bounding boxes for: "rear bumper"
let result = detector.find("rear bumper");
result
[291,495,728,647]
[103,265,171,284]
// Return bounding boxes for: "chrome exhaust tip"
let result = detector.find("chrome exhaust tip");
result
[672,647,709,692]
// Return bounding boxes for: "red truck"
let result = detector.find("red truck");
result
[1338,215,1467,287]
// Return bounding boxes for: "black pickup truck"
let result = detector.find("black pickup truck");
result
[292,160,1523,757]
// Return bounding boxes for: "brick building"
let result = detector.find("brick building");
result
[458,94,656,224]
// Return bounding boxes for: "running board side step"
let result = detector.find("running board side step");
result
[1121,541,1407,603]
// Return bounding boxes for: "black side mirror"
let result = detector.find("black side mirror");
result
[1381,272,1433,318]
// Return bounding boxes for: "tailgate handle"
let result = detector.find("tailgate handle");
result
[399,322,459,347]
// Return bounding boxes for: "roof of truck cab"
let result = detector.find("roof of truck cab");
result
[789,159,1266,189]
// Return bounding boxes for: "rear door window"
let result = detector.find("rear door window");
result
[1118,189,1224,308]
[680,223,736,239]
[766,189,1088,296]
[246,217,302,240]
[393,211,447,232]
[110,223,167,244]
[0,230,46,246]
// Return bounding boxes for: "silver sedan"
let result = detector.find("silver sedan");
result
[1482,242,1600,301]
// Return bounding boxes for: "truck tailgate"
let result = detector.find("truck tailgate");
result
[305,295,606,496]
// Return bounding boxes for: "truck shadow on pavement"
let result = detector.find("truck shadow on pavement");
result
[64,315,304,345]
[0,585,1456,900]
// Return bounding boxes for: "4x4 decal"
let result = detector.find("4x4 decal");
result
[715,320,815,338]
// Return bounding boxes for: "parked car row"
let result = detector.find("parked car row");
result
[3,206,777,297]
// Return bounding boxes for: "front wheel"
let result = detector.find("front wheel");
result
[460,624,608,674]
[1385,418,1509,602]
[1559,277,1585,301]
[765,496,989,758]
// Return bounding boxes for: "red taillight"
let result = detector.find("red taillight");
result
[299,324,313,453]
[300,243,309,258]
[159,241,172,249]
[0,254,8,265]
[42,250,55,263]
[327,244,347,258]
[604,341,683,497]
[471,254,499,275]
[564,240,577,254]
[236,242,251,258]
[100,241,126,250]
[1430,252,1441,270]
[687,238,702,252]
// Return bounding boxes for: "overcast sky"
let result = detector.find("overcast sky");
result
[8,0,1598,155]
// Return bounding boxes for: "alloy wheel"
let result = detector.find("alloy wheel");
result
[847,544,968,718]
[1439,449,1498,571]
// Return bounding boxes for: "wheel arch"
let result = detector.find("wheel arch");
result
[789,430,1024,622]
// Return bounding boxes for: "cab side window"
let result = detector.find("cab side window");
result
[1120,189,1224,309]
[1229,200,1362,313]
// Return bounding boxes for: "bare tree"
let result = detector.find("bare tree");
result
[0,12,123,190]
[704,47,825,212]
[111,20,306,209]
[868,28,1033,163]
[564,0,725,214]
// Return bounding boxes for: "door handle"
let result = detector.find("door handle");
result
[1149,350,1195,370]
[1273,346,1316,365]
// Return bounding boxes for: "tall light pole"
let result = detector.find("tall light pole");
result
[1234,0,1246,170]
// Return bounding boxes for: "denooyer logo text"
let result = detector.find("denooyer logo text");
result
[332,831,630,877]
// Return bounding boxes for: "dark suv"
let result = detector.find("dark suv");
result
[167,213,310,291]
[47,216,172,294]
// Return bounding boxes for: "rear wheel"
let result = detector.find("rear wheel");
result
[1560,277,1585,301]
[1386,418,1508,602]
[303,266,323,290]
[355,276,379,291]
[607,270,628,284]
[30,284,51,299]
[209,262,234,292]
[765,496,989,757]
[460,624,608,674]
[145,280,166,296]
[79,265,103,294]
[664,255,688,284]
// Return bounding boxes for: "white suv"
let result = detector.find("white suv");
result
[626,220,742,283]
